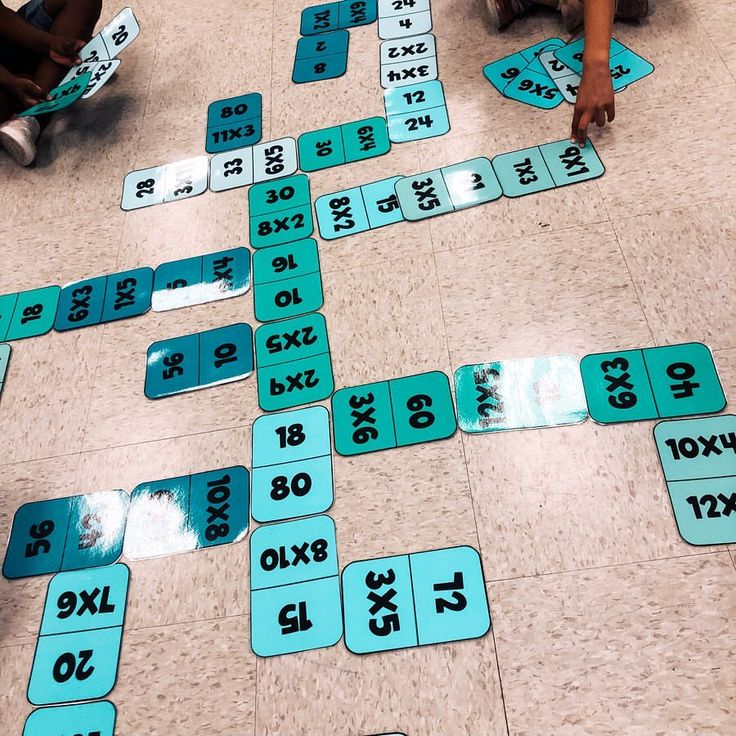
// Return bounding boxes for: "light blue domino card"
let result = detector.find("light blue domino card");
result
[665,475,736,545]
[144,332,200,399]
[519,37,566,63]
[249,514,338,590]
[442,157,502,210]
[315,186,370,240]
[394,169,453,221]
[3,497,71,579]
[250,575,343,656]
[362,176,405,228]
[409,546,491,646]
[383,80,445,116]
[0,341,10,385]
[189,466,250,548]
[23,701,117,736]
[28,626,123,705]
[503,68,563,109]
[554,37,626,73]
[491,145,555,198]
[483,51,528,94]
[252,406,332,468]
[388,103,449,143]
[99,267,153,323]
[342,554,418,654]
[197,323,254,388]
[608,45,654,91]
[121,164,166,210]
[538,139,605,187]
[251,454,334,523]
[123,475,193,559]
[54,275,106,331]
[642,342,725,419]
[653,415,736,484]
[40,563,129,636]
[161,156,209,204]
[61,489,128,572]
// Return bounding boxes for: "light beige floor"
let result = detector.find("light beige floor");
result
[1,0,735,734]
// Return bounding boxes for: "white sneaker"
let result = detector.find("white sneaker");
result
[0,116,40,166]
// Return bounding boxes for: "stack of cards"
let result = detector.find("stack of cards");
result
[394,157,502,221]
[654,415,736,546]
[250,515,343,656]
[380,32,438,89]
[342,545,490,653]
[252,238,323,322]
[123,466,249,557]
[384,79,449,142]
[28,565,129,705]
[205,93,262,153]
[315,175,404,239]
[293,30,350,83]
[121,156,209,210]
[378,0,432,40]
[144,323,254,399]
[331,370,457,455]
[210,137,299,193]
[3,490,128,579]
[580,342,726,424]
[248,174,315,249]
[254,313,334,412]
[300,0,377,34]
[19,74,91,118]
[251,407,334,523]
[53,268,153,331]
[151,247,251,312]
[0,286,59,341]
[297,116,391,171]
[454,355,588,433]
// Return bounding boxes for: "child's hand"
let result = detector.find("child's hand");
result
[571,61,615,145]
[48,36,84,67]
[6,76,49,108]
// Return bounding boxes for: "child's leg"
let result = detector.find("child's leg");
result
[33,0,102,93]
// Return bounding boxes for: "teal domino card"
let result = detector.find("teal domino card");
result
[251,406,334,523]
[23,701,117,736]
[454,355,588,433]
[257,350,334,412]
[298,124,345,171]
[206,92,262,153]
[123,466,249,558]
[253,239,321,286]
[483,51,528,94]
[502,67,563,109]
[342,545,490,654]
[19,72,91,117]
[0,286,59,341]
[387,103,449,143]
[654,415,736,545]
[255,312,330,369]
[298,118,390,171]
[3,491,128,579]
[441,158,503,210]
[581,342,725,424]
[152,247,251,311]
[332,379,396,455]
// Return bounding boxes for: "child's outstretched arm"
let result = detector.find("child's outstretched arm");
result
[571,0,615,145]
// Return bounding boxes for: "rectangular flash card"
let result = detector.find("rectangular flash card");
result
[300,0,377,34]
[19,72,92,118]
[293,30,350,84]
[255,313,334,412]
[378,0,432,40]
[23,701,117,736]
[251,406,334,523]
[384,80,449,143]
[248,174,315,249]
[380,33,437,89]
[554,37,654,92]
[123,466,249,558]
[297,117,391,172]
[206,93,262,153]
[249,515,343,656]
[331,370,457,456]
[152,247,251,311]
[580,342,726,424]
[315,175,404,239]
[81,6,140,61]
[342,545,490,654]
[209,137,299,193]
[0,286,59,341]
[121,156,209,210]
[654,415,736,546]
[60,59,121,99]
[3,490,129,579]
[28,564,129,706]
[394,157,502,221]
[53,267,153,331]
[454,355,588,433]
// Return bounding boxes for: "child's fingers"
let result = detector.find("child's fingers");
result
[606,101,615,123]
[595,108,606,127]
[571,107,582,142]
[576,110,592,145]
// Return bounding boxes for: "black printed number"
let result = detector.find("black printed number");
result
[52,649,94,683]
[406,393,434,429]
[276,422,306,449]
[24,520,55,557]
[433,571,467,613]
[270,472,312,501]
[162,352,184,379]
[135,178,155,198]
